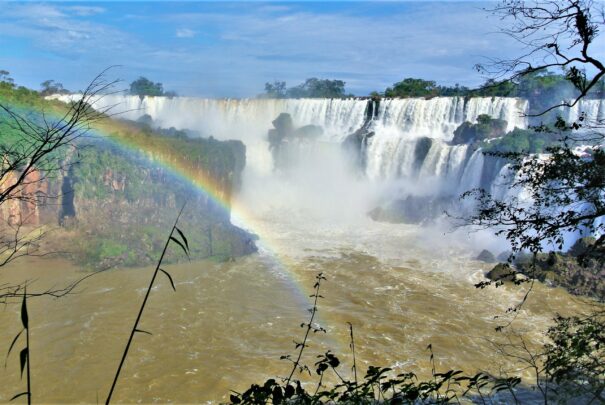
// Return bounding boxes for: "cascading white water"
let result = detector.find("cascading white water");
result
[559,98,605,124]
[364,97,527,196]
[53,94,528,190]
[376,97,527,139]
[52,94,599,199]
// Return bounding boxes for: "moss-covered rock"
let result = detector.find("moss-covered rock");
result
[452,114,507,145]
[67,137,256,270]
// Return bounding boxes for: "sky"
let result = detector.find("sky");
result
[0,1,565,97]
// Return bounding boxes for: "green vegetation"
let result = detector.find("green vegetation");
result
[129,76,177,97]
[381,72,603,116]
[0,73,47,108]
[263,81,287,98]
[106,209,189,404]
[482,127,556,154]
[451,113,563,154]
[452,114,508,145]
[69,130,249,268]
[39,80,69,96]
[260,78,350,98]
[385,78,436,97]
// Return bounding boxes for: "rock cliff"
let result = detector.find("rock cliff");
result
[1,130,257,269]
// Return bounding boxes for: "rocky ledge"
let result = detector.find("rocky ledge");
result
[484,238,605,300]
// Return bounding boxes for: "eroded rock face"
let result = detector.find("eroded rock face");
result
[0,168,50,226]
[342,98,379,171]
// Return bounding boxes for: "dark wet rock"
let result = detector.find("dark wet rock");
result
[495,250,605,300]
[272,112,294,134]
[342,99,379,171]
[486,263,519,283]
[268,113,325,171]
[413,137,432,171]
[476,249,496,263]
[368,195,452,225]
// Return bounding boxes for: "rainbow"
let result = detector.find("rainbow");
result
[89,123,341,348]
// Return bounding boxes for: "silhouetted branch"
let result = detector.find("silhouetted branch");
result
[476,0,605,116]
[105,203,189,404]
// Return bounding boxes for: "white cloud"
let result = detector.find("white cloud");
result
[66,6,106,17]
[4,2,603,98]
[176,28,196,38]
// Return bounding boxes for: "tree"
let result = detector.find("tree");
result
[0,70,14,86]
[465,0,605,264]
[475,0,605,115]
[0,70,116,302]
[40,80,69,96]
[458,3,605,401]
[129,76,164,97]
[384,78,438,97]
[286,78,347,98]
[262,81,287,98]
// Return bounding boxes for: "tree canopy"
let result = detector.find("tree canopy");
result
[260,78,349,98]
[40,79,69,96]
[129,77,165,97]
[384,78,439,97]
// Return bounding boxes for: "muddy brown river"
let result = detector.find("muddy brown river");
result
[0,208,597,403]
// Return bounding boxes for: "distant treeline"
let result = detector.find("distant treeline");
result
[259,72,605,112]
[260,78,353,99]
[382,72,604,114]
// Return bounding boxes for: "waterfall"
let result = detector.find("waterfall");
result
[53,94,527,187]
[376,97,526,139]
[559,98,605,124]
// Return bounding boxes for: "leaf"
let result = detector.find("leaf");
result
[19,348,27,379]
[135,329,153,336]
[174,227,189,252]
[170,236,189,257]
[160,268,176,291]
[5,329,23,367]
[272,386,283,404]
[229,394,241,404]
[9,392,28,402]
[20,294,28,329]
[284,384,295,399]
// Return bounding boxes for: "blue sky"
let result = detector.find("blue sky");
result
[0,1,555,97]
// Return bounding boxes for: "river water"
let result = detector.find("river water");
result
[0,205,596,403]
